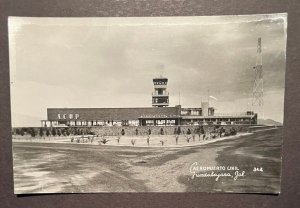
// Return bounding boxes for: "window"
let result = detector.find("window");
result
[146,120,154,126]
[157,120,165,126]
[128,120,139,126]
[166,120,175,125]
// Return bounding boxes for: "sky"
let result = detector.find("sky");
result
[9,14,287,127]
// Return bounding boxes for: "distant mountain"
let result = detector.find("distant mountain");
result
[258,119,283,126]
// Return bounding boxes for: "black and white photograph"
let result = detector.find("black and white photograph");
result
[8,14,287,194]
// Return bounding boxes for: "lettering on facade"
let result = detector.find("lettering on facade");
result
[57,113,80,120]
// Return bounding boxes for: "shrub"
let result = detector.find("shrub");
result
[88,131,95,135]
[121,129,125,136]
[100,138,110,144]
[230,128,237,135]
[46,129,50,137]
[160,140,165,146]
[57,129,61,136]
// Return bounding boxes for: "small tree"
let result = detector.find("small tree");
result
[174,127,177,135]
[146,136,150,146]
[121,129,125,136]
[148,129,151,135]
[57,129,61,136]
[200,126,205,134]
[66,129,70,136]
[15,128,20,135]
[177,126,181,135]
[175,135,179,144]
[160,128,164,135]
[46,129,50,137]
[131,139,136,146]
[187,128,191,135]
[135,128,139,136]
[20,129,24,136]
[116,136,121,144]
[51,128,57,136]
[186,135,191,143]
[61,128,66,136]
[30,128,36,137]
[160,140,165,146]
[39,128,44,137]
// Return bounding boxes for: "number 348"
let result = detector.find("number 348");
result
[253,167,263,172]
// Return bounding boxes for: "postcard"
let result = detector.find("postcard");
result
[9,14,287,194]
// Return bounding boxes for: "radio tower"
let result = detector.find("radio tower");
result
[252,37,264,122]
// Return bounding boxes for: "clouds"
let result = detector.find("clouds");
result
[9,15,287,126]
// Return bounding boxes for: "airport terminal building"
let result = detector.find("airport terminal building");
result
[41,77,257,127]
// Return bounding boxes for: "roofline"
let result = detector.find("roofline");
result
[47,106,179,110]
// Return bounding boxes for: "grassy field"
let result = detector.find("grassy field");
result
[12,128,282,194]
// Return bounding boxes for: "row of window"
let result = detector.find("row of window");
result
[146,119,176,126]
[67,120,140,126]
[153,81,167,85]
[152,98,169,103]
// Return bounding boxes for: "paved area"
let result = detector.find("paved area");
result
[13,128,282,194]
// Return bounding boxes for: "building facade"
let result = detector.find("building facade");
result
[41,77,257,127]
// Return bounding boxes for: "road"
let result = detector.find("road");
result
[13,128,282,194]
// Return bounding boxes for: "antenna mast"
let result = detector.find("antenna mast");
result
[252,37,264,121]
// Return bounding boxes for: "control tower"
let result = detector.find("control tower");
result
[152,76,169,107]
